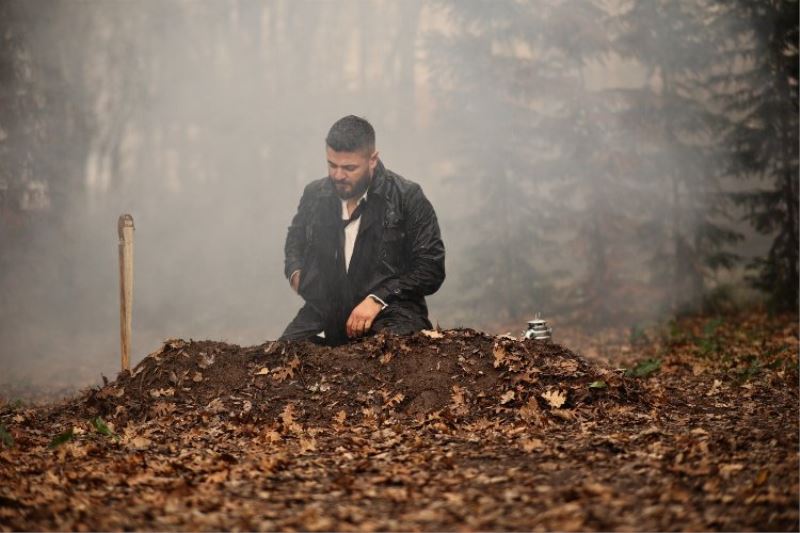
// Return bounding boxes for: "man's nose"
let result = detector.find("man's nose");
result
[332,168,345,180]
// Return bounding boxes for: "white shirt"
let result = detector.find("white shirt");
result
[342,190,368,272]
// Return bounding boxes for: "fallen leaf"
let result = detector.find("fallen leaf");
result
[542,389,567,409]
[299,437,317,453]
[421,329,444,339]
[707,379,722,396]
[129,436,152,450]
[205,398,225,414]
[493,343,509,368]
[520,438,544,452]
[500,390,516,405]
[254,367,270,375]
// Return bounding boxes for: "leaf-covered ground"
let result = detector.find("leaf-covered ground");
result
[0,311,797,531]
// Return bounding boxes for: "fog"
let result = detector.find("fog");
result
[0,0,786,391]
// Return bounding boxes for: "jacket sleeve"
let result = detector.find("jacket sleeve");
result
[371,185,445,303]
[284,185,314,279]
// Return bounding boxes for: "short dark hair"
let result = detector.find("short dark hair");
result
[325,115,375,154]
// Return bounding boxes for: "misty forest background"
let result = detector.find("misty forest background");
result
[0,0,797,389]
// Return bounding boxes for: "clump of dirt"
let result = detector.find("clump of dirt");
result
[71,329,642,428]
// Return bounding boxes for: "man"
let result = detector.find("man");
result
[280,115,445,345]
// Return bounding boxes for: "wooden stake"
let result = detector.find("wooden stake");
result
[118,214,135,372]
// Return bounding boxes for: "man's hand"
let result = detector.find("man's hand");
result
[290,270,301,293]
[346,297,383,338]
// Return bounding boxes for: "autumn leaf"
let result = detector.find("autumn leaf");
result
[421,329,444,339]
[198,351,216,369]
[493,343,508,368]
[254,367,270,375]
[542,389,567,409]
[520,437,544,452]
[281,404,302,434]
[451,385,467,413]
[499,390,516,405]
[152,402,175,417]
[519,397,542,423]
[205,398,225,414]
[379,351,395,365]
[48,428,75,449]
[588,380,607,389]
[383,392,405,409]
[334,410,347,426]
[129,436,152,450]
[299,436,317,453]
[272,366,294,382]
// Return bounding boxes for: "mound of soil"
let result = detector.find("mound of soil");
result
[76,329,642,429]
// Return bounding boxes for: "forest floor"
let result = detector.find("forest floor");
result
[0,310,797,531]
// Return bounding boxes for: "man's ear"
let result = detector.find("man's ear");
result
[369,150,379,173]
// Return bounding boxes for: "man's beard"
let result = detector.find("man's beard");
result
[332,172,371,200]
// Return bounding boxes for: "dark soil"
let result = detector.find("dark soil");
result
[75,329,639,429]
[0,315,797,531]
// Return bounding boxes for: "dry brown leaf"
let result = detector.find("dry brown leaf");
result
[272,366,294,382]
[281,404,295,427]
[205,398,225,414]
[204,470,228,484]
[299,436,317,453]
[519,397,542,422]
[500,390,516,405]
[520,437,545,452]
[556,359,579,373]
[384,392,405,409]
[254,367,270,375]
[493,343,508,368]
[421,329,444,339]
[129,436,152,450]
[542,389,567,409]
[152,402,175,417]
[451,385,466,409]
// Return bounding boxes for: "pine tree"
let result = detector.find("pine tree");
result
[711,0,798,311]
[613,0,743,314]
[425,1,565,325]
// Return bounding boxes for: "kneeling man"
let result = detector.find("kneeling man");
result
[280,115,445,345]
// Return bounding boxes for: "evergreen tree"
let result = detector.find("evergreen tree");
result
[425,1,558,325]
[711,0,799,311]
[613,0,743,314]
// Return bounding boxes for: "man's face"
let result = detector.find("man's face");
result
[327,146,378,200]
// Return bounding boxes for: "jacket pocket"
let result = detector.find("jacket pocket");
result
[380,212,406,273]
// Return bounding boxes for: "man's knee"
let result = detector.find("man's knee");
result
[280,305,325,342]
[371,306,431,336]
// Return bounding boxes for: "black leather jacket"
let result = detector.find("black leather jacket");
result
[284,160,445,343]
